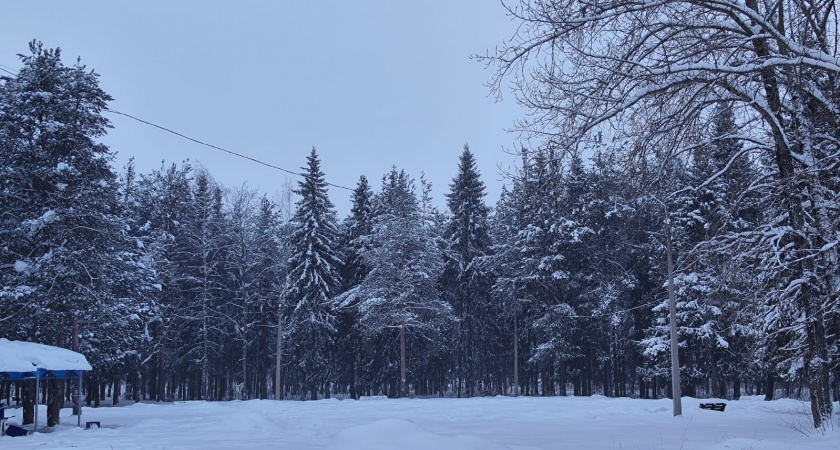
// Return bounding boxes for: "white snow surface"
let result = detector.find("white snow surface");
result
[39,210,57,224]
[0,339,92,372]
[0,396,837,449]
[325,418,509,450]
[12,260,27,273]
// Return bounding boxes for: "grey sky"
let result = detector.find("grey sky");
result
[2,1,523,215]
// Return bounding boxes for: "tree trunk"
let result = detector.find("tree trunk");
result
[202,289,210,401]
[513,315,519,397]
[558,360,567,396]
[22,381,34,425]
[465,309,474,398]
[158,338,166,402]
[242,336,248,400]
[350,350,358,400]
[94,376,101,408]
[113,377,121,405]
[744,0,833,427]
[710,351,721,399]
[764,372,775,401]
[47,381,63,427]
[400,320,407,398]
[802,294,833,425]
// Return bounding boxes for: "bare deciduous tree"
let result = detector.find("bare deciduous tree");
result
[482,0,839,428]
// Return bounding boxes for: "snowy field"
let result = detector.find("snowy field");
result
[1,395,837,449]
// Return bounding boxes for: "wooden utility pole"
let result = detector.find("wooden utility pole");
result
[275,309,283,400]
[665,218,682,416]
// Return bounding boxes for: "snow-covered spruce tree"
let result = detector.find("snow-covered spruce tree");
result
[0,41,149,424]
[582,148,649,398]
[516,149,594,395]
[215,187,283,401]
[282,147,342,400]
[130,161,195,401]
[677,104,762,399]
[637,103,766,401]
[635,145,707,402]
[485,150,576,396]
[342,176,375,288]
[542,150,597,397]
[442,145,494,397]
[131,165,225,401]
[484,186,518,395]
[221,186,261,400]
[180,167,226,400]
[340,168,452,398]
[413,173,455,396]
[487,153,544,396]
[273,181,295,399]
[486,0,839,426]
[334,175,374,399]
[252,195,283,400]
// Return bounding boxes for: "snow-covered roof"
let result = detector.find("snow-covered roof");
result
[0,338,92,373]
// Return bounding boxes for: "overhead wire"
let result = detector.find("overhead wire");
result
[1,62,351,191]
[566,300,661,319]
[103,108,353,191]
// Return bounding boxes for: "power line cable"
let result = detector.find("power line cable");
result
[566,300,660,319]
[103,108,352,191]
[0,66,352,190]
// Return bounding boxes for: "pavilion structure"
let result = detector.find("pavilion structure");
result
[0,338,92,434]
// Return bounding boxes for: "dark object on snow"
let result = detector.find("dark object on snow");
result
[0,405,15,427]
[85,421,100,429]
[699,402,726,411]
[4,424,31,437]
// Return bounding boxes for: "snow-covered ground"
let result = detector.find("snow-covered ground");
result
[1,395,837,449]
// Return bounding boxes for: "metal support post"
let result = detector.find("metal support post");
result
[77,371,82,428]
[34,371,40,432]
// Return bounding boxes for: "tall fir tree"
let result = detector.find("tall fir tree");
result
[335,175,374,399]
[341,168,452,398]
[222,186,261,399]
[443,145,493,396]
[173,167,227,400]
[131,161,195,402]
[252,195,282,400]
[0,41,149,424]
[282,147,342,400]
[342,175,374,288]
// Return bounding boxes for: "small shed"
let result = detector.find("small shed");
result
[0,338,92,433]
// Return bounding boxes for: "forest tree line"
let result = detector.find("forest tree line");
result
[0,27,837,430]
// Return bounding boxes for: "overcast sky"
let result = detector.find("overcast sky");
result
[2,1,524,215]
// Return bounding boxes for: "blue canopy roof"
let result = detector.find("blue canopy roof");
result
[0,339,90,380]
